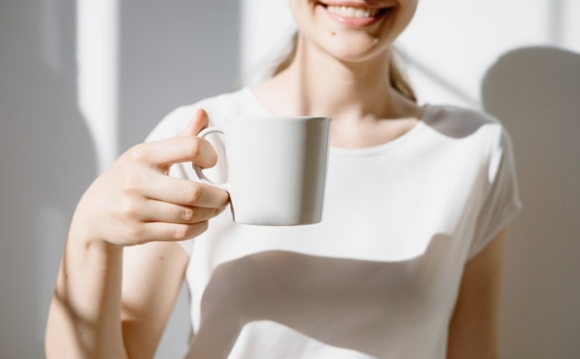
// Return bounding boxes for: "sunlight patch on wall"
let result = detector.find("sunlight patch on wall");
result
[240,0,296,86]
[562,0,580,53]
[76,0,119,172]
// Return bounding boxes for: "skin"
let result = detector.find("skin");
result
[45,111,228,358]
[447,228,506,359]
[46,1,507,358]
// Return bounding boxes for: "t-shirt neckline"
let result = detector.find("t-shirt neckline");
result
[241,86,431,157]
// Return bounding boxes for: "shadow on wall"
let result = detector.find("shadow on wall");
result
[482,46,580,359]
[0,1,97,358]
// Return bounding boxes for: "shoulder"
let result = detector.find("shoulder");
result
[424,104,512,150]
[426,104,501,135]
[146,88,251,142]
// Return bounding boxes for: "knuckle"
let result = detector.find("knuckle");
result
[126,223,144,240]
[119,199,139,219]
[184,184,203,204]
[120,173,141,195]
[182,207,196,222]
[185,137,203,159]
[126,144,148,163]
[174,224,189,241]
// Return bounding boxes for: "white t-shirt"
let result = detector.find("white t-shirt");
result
[146,88,522,359]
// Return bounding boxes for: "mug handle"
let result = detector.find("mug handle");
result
[193,126,227,189]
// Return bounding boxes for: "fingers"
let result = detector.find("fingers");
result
[139,221,210,243]
[126,108,216,169]
[140,173,230,209]
[139,199,224,224]
[119,200,220,243]
[178,109,209,137]
[130,135,218,169]
[115,107,226,247]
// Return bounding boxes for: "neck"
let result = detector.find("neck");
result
[275,36,400,121]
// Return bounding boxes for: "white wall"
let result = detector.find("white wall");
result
[1,0,579,358]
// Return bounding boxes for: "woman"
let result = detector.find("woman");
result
[46,1,522,358]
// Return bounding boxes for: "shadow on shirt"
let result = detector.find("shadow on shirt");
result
[185,233,466,358]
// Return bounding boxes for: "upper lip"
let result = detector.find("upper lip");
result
[318,1,395,9]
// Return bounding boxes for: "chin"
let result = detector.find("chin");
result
[290,0,415,65]
[316,32,390,64]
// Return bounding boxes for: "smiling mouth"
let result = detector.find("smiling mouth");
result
[318,2,393,20]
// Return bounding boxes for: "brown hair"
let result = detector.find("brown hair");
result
[271,32,417,103]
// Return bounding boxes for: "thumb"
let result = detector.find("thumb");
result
[178,108,210,137]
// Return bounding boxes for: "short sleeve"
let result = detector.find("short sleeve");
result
[468,128,523,258]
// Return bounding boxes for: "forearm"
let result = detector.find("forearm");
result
[45,235,129,359]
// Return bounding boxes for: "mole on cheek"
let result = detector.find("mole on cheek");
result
[331,32,336,36]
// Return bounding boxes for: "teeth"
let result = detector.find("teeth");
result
[327,5,379,18]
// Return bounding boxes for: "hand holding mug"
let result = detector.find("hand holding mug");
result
[69,109,230,247]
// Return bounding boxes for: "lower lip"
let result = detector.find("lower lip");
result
[321,5,389,28]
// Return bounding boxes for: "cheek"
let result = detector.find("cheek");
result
[376,4,418,46]
[393,1,419,33]
[289,0,318,25]
[289,2,315,39]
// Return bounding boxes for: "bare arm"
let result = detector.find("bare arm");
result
[46,237,191,359]
[121,242,189,358]
[45,110,228,359]
[46,236,128,359]
[447,227,508,359]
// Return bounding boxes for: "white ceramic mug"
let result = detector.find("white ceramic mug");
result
[194,116,331,226]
